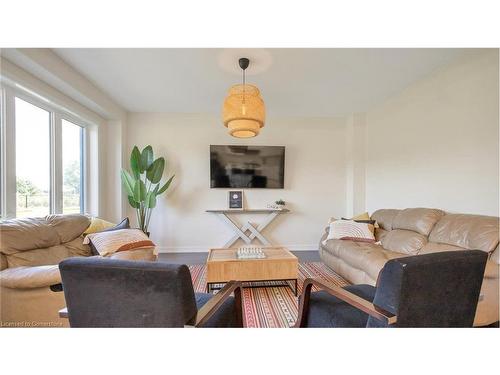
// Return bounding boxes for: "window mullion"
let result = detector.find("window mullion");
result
[52,113,63,214]
[2,87,16,219]
[80,127,85,214]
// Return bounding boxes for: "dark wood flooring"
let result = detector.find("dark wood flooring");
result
[158,250,321,265]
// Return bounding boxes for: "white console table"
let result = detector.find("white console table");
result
[206,208,290,248]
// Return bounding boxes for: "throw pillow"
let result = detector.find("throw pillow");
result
[326,220,376,243]
[83,217,116,235]
[342,211,379,229]
[88,218,130,255]
[83,228,155,256]
[341,217,376,234]
[351,212,371,221]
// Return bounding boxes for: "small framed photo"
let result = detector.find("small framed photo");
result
[228,190,244,209]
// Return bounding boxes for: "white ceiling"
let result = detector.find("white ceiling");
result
[52,48,470,117]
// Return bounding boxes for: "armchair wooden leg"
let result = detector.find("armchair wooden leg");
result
[294,281,313,328]
[234,286,243,327]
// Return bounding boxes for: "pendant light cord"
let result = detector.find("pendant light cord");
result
[242,66,246,104]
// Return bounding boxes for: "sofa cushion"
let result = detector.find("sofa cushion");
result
[381,229,427,255]
[109,248,157,261]
[429,214,499,253]
[0,214,90,255]
[5,237,90,268]
[46,214,91,244]
[375,228,389,242]
[0,217,59,254]
[492,244,499,264]
[392,208,445,236]
[0,265,61,289]
[6,245,72,268]
[322,239,404,280]
[484,260,499,279]
[371,209,400,231]
[419,242,466,255]
[1,253,7,271]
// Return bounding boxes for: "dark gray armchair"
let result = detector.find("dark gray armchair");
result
[295,250,487,328]
[58,257,243,328]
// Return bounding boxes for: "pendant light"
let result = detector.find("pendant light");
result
[222,58,266,138]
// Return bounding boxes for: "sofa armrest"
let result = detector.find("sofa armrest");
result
[319,227,329,246]
[484,260,499,279]
[0,265,61,289]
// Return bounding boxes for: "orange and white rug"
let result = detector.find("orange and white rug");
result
[189,262,349,328]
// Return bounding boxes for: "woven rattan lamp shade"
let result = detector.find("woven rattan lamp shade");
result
[222,84,265,138]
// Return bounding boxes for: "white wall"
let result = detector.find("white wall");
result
[345,113,367,217]
[126,114,348,252]
[365,50,499,216]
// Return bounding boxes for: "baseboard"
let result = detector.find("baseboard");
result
[156,244,319,253]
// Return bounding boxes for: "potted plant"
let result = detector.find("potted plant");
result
[121,145,175,234]
[275,199,286,209]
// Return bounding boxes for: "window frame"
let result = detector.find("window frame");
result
[60,116,86,215]
[0,85,90,219]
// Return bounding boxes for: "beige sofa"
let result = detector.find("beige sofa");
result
[320,208,499,327]
[0,214,156,327]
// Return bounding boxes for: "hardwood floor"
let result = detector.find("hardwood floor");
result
[158,250,321,265]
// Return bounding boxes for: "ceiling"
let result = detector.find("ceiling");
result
[52,48,471,117]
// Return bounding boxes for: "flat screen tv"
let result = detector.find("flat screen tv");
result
[210,145,285,188]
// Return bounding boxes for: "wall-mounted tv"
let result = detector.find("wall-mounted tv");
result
[210,145,285,189]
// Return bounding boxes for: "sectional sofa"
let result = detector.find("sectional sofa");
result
[319,208,499,326]
[0,214,156,327]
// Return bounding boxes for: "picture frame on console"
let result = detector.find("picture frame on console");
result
[228,190,244,209]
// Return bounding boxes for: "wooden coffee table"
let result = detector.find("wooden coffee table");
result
[206,247,299,295]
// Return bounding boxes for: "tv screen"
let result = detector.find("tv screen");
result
[210,145,285,188]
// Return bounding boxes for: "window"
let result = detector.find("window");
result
[15,98,51,217]
[62,119,83,214]
[0,86,88,219]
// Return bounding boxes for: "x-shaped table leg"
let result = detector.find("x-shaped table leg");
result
[217,211,279,248]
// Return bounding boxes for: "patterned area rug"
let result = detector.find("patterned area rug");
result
[189,262,349,328]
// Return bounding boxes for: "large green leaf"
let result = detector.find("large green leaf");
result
[146,157,165,184]
[133,179,146,203]
[157,175,175,195]
[145,191,157,209]
[120,170,135,197]
[130,146,142,178]
[140,145,154,172]
[128,195,139,208]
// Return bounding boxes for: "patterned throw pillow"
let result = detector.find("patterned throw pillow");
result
[83,228,155,256]
[341,218,376,234]
[326,220,376,243]
[87,218,130,255]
